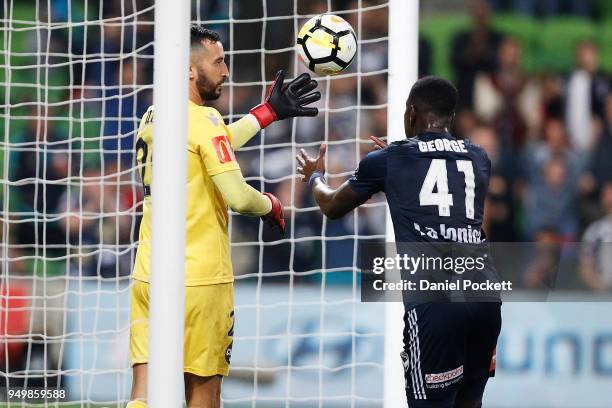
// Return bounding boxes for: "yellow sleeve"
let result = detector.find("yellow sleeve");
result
[212,170,272,216]
[226,114,261,150]
[192,114,241,176]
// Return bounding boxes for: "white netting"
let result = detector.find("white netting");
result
[1,0,389,406]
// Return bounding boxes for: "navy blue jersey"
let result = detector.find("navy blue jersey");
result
[349,132,491,244]
[352,134,501,405]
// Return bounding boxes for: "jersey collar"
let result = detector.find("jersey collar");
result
[416,131,455,140]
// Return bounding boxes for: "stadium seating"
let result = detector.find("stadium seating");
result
[421,13,607,79]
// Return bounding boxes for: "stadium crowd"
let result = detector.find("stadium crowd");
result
[3,0,612,288]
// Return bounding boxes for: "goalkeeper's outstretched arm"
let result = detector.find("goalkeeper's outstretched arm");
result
[226,115,261,150]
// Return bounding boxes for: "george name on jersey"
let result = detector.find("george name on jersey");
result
[418,139,467,153]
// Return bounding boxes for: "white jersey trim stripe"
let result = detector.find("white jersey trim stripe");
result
[407,311,420,399]
[408,309,427,400]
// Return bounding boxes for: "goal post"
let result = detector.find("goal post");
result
[148,0,190,406]
[384,0,419,407]
[1,1,391,406]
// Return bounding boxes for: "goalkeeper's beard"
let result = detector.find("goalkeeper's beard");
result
[197,70,225,101]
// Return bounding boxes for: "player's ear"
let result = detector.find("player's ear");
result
[409,105,417,130]
[409,104,417,117]
[189,65,197,81]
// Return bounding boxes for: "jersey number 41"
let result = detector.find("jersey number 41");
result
[419,159,475,219]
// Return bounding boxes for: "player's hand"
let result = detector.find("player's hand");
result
[250,69,321,128]
[369,135,387,150]
[261,192,285,235]
[296,144,326,183]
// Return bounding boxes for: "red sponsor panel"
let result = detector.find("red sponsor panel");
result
[212,135,236,164]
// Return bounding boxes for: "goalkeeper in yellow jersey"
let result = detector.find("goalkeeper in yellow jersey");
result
[127,26,320,408]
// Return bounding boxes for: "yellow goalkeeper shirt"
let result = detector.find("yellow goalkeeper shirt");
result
[132,101,241,286]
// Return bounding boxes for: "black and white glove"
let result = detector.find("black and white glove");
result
[249,70,320,128]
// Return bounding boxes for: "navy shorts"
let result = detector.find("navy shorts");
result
[401,302,501,407]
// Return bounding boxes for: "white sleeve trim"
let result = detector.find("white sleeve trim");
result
[245,113,262,131]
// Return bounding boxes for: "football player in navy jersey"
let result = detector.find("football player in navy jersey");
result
[297,77,501,408]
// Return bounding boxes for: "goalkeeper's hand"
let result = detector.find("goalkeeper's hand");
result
[261,192,286,235]
[250,70,320,128]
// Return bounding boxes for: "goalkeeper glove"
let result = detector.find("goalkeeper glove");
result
[250,70,320,128]
[261,192,286,235]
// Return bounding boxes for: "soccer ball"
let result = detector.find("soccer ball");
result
[297,14,357,76]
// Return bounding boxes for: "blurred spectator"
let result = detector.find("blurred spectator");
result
[320,159,383,282]
[474,37,540,149]
[0,282,30,377]
[451,0,503,108]
[540,73,565,121]
[347,0,389,73]
[585,94,612,193]
[58,166,134,278]
[11,112,71,252]
[565,40,610,154]
[580,183,612,292]
[453,109,478,139]
[523,228,563,289]
[471,124,518,183]
[87,22,133,85]
[3,245,68,387]
[26,273,69,386]
[324,160,360,275]
[260,178,323,278]
[524,157,578,239]
[471,124,518,240]
[523,118,582,183]
[101,58,151,169]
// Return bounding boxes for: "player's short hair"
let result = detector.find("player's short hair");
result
[190,25,221,48]
[407,76,458,117]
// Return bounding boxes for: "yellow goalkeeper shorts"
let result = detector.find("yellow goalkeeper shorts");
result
[129,279,234,377]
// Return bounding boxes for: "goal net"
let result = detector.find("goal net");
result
[1,0,389,406]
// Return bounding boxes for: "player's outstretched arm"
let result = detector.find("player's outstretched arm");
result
[211,170,285,234]
[227,70,321,150]
[296,144,368,219]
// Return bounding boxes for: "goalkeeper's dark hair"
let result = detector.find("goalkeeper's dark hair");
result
[407,76,458,117]
[190,25,221,48]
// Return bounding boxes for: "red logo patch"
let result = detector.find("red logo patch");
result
[212,135,236,164]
